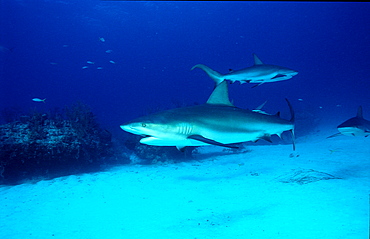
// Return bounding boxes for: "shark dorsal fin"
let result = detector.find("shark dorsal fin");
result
[253,53,264,65]
[357,106,363,118]
[255,100,268,111]
[206,81,234,107]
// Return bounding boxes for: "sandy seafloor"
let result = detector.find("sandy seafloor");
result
[0,128,369,239]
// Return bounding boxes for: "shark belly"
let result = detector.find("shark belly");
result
[140,136,209,147]
[338,127,368,136]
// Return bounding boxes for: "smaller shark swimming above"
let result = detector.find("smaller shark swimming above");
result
[120,81,295,151]
[327,106,370,138]
[191,54,298,87]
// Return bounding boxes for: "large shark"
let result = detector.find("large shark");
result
[120,81,296,151]
[191,54,298,87]
[327,106,370,138]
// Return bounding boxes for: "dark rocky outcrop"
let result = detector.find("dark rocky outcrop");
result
[0,103,113,184]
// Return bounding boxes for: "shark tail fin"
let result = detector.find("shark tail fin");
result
[285,98,295,150]
[357,106,363,118]
[43,98,46,103]
[290,129,296,151]
[191,64,224,85]
[285,98,295,123]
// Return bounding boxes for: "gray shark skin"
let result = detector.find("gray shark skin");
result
[191,54,298,87]
[120,81,295,151]
[327,106,370,138]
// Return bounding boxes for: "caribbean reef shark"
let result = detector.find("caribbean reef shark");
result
[191,54,298,87]
[120,81,296,151]
[327,106,370,138]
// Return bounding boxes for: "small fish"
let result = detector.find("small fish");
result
[82,66,89,69]
[87,61,95,64]
[32,98,46,103]
[298,99,303,101]
[50,62,58,65]
[105,50,113,53]
[99,37,105,42]
[63,45,69,47]
[109,60,116,64]
[0,45,13,53]
[97,67,103,70]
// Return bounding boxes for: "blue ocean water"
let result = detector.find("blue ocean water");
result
[1,1,370,137]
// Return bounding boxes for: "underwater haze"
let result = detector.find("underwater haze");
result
[1,1,370,136]
[1,1,370,239]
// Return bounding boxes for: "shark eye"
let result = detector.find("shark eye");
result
[142,123,147,127]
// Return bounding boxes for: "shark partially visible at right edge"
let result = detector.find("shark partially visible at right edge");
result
[327,106,370,138]
[191,54,298,87]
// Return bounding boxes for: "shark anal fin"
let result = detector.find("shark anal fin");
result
[188,135,239,149]
[176,146,187,152]
[259,135,272,143]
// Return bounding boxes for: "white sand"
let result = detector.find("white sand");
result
[1,131,369,239]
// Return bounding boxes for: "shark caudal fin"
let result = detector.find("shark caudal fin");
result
[191,64,224,85]
[285,98,296,150]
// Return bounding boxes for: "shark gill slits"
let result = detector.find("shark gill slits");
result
[179,123,192,135]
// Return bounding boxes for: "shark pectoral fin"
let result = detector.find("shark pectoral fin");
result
[327,133,342,139]
[187,135,239,149]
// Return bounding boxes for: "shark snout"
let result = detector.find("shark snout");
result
[120,124,131,131]
[120,124,139,134]
[290,71,298,76]
[282,69,298,76]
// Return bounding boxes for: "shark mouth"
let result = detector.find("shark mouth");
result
[271,74,288,79]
